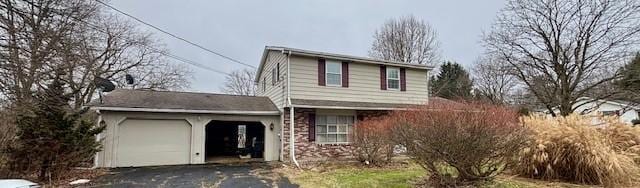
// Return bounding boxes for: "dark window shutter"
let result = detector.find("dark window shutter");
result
[308,113,316,141]
[342,61,349,87]
[400,68,406,91]
[276,63,280,82]
[380,65,387,90]
[318,59,326,86]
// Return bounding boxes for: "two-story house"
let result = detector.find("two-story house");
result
[89,46,432,168]
[255,46,432,164]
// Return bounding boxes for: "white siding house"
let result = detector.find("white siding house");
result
[573,97,640,125]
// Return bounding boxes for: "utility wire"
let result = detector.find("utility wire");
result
[77,18,232,76]
[95,0,257,69]
[10,0,231,76]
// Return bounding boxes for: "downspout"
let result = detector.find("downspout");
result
[92,109,101,169]
[426,69,430,105]
[284,49,301,168]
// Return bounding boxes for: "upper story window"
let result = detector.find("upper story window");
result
[262,77,266,92]
[326,61,342,86]
[387,67,400,90]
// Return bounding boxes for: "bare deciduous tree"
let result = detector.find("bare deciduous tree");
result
[483,0,640,116]
[0,0,191,109]
[369,15,440,65]
[0,0,98,108]
[472,55,518,104]
[64,14,191,108]
[221,68,256,96]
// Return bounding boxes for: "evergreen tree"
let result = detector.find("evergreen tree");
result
[11,76,105,180]
[431,62,473,100]
[617,53,640,94]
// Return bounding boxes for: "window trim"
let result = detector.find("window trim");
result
[325,61,342,87]
[315,114,354,144]
[386,67,400,90]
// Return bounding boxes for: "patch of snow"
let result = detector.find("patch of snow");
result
[69,179,90,185]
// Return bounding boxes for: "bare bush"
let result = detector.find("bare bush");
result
[389,102,528,186]
[351,117,394,166]
[517,115,640,186]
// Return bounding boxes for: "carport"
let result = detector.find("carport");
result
[205,120,265,163]
[89,90,281,168]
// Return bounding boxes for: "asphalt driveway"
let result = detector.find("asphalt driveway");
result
[89,163,298,188]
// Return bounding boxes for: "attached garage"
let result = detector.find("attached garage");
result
[115,119,191,167]
[89,90,282,168]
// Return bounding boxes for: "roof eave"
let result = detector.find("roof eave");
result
[254,47,272,83]
[291,104,409,111]
[277,46,434,70]
[92,106,281,115]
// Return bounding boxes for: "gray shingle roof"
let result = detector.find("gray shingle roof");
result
[88,89,279,112]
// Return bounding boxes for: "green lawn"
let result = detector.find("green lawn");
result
[277,163,596,188]
[279,163,425,188]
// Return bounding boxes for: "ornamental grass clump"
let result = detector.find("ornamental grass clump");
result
[516,114,640,186]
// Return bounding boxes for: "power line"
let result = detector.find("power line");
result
[10,0,231,76]
[95,0,257,69]
[77,18,232,76]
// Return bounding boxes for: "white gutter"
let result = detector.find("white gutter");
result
[92,109,101,169]
[91,107,281,115]
[284,49,301,168]
[291,105,409,111]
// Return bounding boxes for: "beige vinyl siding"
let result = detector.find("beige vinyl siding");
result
[257,51,287,109]
[96,111,282,167]
[289,55,429,104]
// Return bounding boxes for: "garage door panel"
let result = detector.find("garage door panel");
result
[116,119,191,167]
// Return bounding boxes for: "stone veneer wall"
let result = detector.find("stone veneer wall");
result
[282,107,389,163]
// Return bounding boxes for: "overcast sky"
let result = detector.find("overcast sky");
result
[109,0,506,93]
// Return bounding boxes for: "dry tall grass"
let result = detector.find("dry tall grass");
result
[516,114,640,186]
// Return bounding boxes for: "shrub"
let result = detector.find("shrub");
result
[8,78,105,181]
[0,107,17,177]
[516,115,640,186]
[389,102,528,186]
[352,117,394,166]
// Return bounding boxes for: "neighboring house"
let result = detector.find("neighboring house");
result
[544,97,640,125]
[89,46,434,168]
[573,97,640,125]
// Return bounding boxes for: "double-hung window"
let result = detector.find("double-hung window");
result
[263,77,266,92]
[387,67,400,90]
[326,61,342,86]
[316,115,353,144]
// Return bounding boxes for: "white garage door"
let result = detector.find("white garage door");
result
[116,119,191,167]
